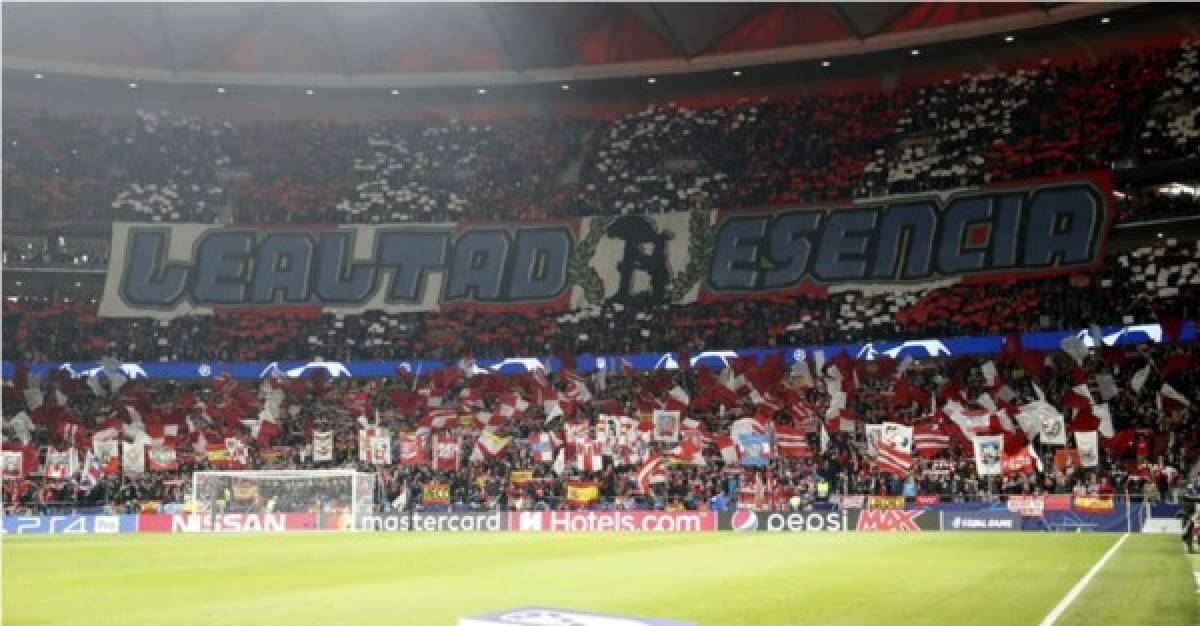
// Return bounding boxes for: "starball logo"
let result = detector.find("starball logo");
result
[730,510,758,531]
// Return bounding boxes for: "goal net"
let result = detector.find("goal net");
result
[191,469,377,522]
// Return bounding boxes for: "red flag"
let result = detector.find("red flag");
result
[1159,353,1193,380]
[432,434,461,471]
[716,435,738,464]
[668,440,706,465]
[574,438,604,473]
[398,434,427,466]
[1104,429,1137,457]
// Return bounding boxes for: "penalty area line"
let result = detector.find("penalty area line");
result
[1038,533,1129,626]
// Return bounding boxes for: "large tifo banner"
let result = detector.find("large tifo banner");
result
[99,175,1111,318]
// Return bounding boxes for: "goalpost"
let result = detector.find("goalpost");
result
[191,469,377,525]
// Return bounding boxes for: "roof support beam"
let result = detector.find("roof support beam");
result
[830,3,866,41]
[318,3,353,76]
[154,4,179,75]
[648,3,692,61]
[482,4,524,74]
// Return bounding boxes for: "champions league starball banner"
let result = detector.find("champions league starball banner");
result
[1,321,1192,381]
[98,175,1111,318]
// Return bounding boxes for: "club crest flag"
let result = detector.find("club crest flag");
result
[2,451,24,479]
[370,435,392,465]
[881,422,914,454]
[313,431,334,462]
[972,435,1003,476]
[1075,430,1099,468]
[93,439,121,473]
[1038,410,1067,446]
[122,443,145,475]
[147,446,178,471]
[652,410,681,442]
[864,424,885,456]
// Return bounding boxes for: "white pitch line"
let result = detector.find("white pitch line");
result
[1038,533,1129,626]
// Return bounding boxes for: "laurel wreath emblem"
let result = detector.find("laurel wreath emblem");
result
[570,210,713,305]
[568,218,607,304]
[669,208,713,302]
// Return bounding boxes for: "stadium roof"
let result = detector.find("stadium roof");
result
[2,2,1130,89]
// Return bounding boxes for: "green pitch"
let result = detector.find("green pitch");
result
[3,532,1195,625]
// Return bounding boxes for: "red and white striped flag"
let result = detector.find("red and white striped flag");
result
[774,425,811,457]
[636,451,667,494]
[575,438,604,473]
[876,440,913,478]
[432,434,462,471]
[914,425,951,458]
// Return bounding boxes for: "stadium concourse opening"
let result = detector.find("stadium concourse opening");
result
[3,2,1200,625]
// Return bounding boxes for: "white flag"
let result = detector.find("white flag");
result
[1060,336,1089,367]
[881,422,914,455]
[1095,374,1119,402]
[972,435,1003,476]
[122,443,145,475]
[1075,431,1099,468]
[1130,365,1151,393]
[370,436,392,465]
[313,431,334,462]
[1094,404,1115,438]
[1037,408,1068,446]
[980,361,999,388]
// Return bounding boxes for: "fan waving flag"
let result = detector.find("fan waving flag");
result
[471,430,512,462]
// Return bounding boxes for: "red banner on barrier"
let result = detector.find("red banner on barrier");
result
[509,511,715,532]
[1044,495,1073,512]
[914,495,941,507]
[137,513,332,533]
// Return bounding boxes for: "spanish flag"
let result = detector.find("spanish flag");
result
[566,480,599,508]
[510,469,534,485]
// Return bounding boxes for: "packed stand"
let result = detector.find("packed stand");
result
[4,42,1198,230]
[1136,39,1200,162]
[3,330,1195,514]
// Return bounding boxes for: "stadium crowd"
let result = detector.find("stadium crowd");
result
[4,39,1200,515]
[2,318,1196,514]
[3,41,1198,229]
